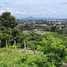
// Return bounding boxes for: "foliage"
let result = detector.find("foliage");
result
[0,12,67,67]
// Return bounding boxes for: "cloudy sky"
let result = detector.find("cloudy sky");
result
[0,0,67,18]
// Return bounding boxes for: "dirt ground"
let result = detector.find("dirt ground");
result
[17,49,37,55]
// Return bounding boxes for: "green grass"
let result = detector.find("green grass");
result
[0,48,40,67]
[0,48,27,67]
[0,48,51,67]
[23,30,51,35]
[35,31,52,35]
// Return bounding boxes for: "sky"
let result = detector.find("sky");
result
[0,0,67,18]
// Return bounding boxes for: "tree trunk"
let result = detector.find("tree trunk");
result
[6,40,8,47]
[33,49,36,54]
[24,40,26,51]
[0,40,1,47]
[14,40,16,51]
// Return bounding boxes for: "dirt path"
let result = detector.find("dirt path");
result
[17,49,37,55]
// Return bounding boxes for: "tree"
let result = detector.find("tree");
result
[0,12,17,48]
[0,29,12,47]
[12,27,21,50]
[0,12,17,29]
[0,31,3,47]
[51,26,56,32]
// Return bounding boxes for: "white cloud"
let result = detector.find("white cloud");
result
[0,9,13,15]
[17,2,25,6]
[0,10,5,15]
[59,0,67,5]
[14,11,27,15]
[17,2,23,5]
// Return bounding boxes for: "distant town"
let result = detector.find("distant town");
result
[17,18,67,32]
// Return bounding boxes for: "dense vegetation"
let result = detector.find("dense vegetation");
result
[0,12,67,67]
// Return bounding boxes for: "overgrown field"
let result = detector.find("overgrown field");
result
[0,48,56,67]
